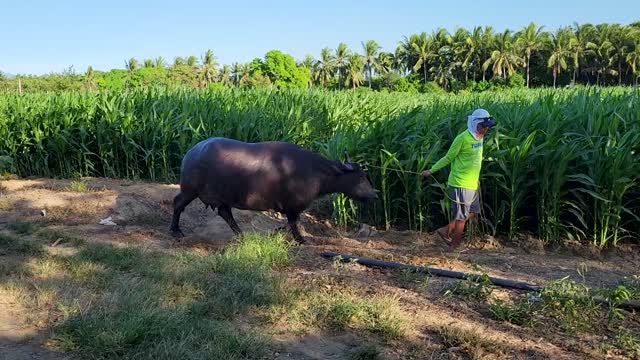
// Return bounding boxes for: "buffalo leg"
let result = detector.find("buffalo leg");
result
[170,191,196,238]
[217,204,243,235]
[286,212,305,244]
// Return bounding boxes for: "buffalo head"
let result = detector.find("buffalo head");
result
[334,151,378,202]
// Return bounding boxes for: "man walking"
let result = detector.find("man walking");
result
[421,108,496,250]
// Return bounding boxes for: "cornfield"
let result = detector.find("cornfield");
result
[0,86,638,247]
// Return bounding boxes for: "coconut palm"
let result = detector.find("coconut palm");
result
[299,54,317,87]
[154,57,166,68]
[483,30,522,79]
[219,65,231,86]
[125,58,139,72]
[335,42,351,90]
[516,22,547,87]
[548,27,573,87]
[317,47,335,87]
[362,40,381,87]
[410,32,437,83]
[586,26,616,85]
[200,49,218,87]
[569,22,594,84]
[85,66,96,91]
[186,55,198,67]
[173,57,186,67]
[345,53,364,89]
[626,42,640,86]
[479,26,496,81]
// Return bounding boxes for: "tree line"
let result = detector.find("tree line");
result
[2,21,639,93]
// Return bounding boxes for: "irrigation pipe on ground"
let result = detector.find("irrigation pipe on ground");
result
[320,251,640,310]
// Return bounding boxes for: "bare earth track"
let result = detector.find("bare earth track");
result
[0,177,638,359]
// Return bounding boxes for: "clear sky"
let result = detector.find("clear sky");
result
[2,0,639,75]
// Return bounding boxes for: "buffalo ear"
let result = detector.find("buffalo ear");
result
[344,151,352,164]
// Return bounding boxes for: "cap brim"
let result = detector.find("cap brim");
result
[479,120,496,128]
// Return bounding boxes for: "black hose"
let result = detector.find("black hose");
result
[321,251,542,292]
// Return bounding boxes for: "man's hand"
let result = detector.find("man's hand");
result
[420,170,432,177]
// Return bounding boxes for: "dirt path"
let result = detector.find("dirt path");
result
[0,306,67,360]
[0,177,638,359]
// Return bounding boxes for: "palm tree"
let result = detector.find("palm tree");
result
[125,58,139,73]
[345,53,364,89]
[410,32,436,83]
[143,59,154,68]
[450,27,470,82]
[608,24,631,85]
[362,40,381,87]
[430,61,454,91]
[239,63,251,86]
[299,54,317,87]
[586,26,616,85]
[479,26,496,81]
[516,22,547,87]
[85,66,96,91]
[317,47,335,87]
[173,57,186,67]
[483,30,522,79]
[548,27,572,87]
[335,42,351,90]
[393,45,407,75]
[231,62,242,85]
[569,22,594,84]
[398,35,417,76]
[200,49,218,87]
[186,55,198,67]
[219,65,231,86]
[154,57,166,68]
[459,26,483,82]
[627,42,640,86]
[377,52,394,75]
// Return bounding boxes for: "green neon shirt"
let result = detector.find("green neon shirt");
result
[429,130,483,190]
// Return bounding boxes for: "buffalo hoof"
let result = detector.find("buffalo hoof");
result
[170,228,185,239]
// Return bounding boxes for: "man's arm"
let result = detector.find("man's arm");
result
[427,134,463,174]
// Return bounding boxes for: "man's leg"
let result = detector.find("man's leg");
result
[449,187,477,251]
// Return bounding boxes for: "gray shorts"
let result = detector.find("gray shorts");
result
[448,187,480,221]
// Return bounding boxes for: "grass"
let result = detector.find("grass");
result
[0,230,293,359]
[0,232,45,255]
[489,296,538,327]
[437,324,507,359]
[68,180,89,193]
[267,283,411,341]
[0,86,638,246]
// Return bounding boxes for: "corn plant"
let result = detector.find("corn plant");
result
[0,86,638,246]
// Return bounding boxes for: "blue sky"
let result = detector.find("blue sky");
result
[2,0,639,75]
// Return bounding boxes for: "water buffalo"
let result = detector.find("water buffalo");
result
[169,137,378,243]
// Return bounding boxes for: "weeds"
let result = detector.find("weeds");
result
[442,272,493,301]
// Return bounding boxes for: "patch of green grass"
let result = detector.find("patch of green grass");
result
[36,228,85,246]
[539,277,601,333]
[6,231,292,359]
[7,220,39,235]
[489,296,538,327]
[0,232,44,255]
[613,329,640,358]
[441,273,493,301]
[438,325,506,360]
[68,180,89,193]
[397,268,431,290]
[275,287,410,341]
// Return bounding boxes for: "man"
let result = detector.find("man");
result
[421,108,496,251]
